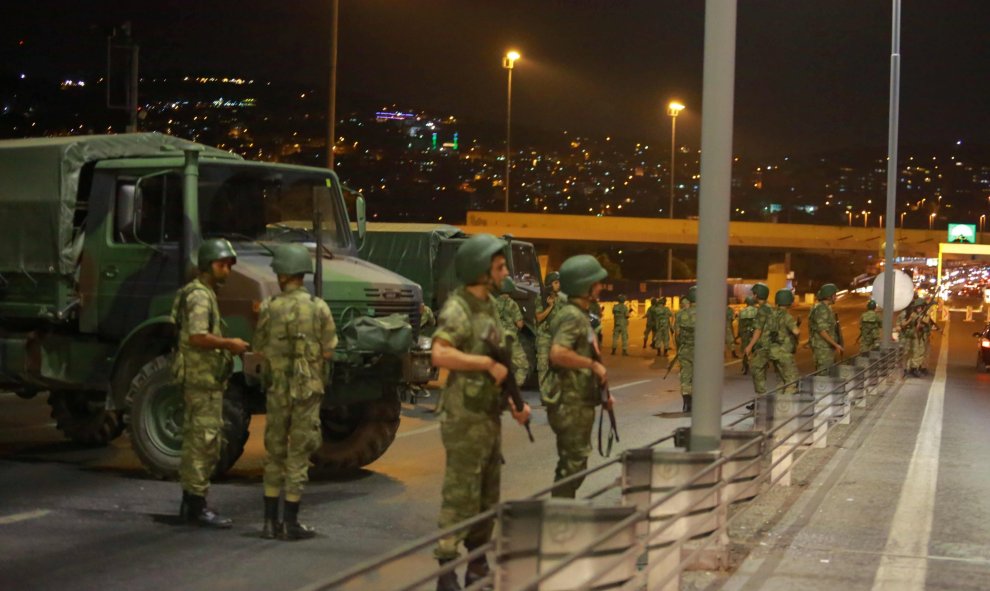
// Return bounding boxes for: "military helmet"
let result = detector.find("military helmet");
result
[775,289,795,306]
[271,243,314,276]
[817,283,839,300]
[686,286,697,303]
[651,297,659,305]
[558,254,607,297]
[912,296,926,308]
[617,294,627,302]
[198,238,237,272]
[744,296,756,306]
[751,282,770,301]
[455,234,507,284]
[545,271,560,285]
[867,300,877,310]
[499,277,517,295]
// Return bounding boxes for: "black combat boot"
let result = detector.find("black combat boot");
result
[278,500,316,540]
[185,494,233,529]
[682,395,692,413]
[179,490,191,520]
[436,559,462,591]
[262,496,280,539]
[464,546,492,589]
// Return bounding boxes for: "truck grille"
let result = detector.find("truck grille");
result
[333,287,422,338]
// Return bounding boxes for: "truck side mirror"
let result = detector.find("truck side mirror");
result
[356,195,367,241]
[115,183,142,241]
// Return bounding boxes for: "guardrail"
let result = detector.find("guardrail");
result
[305,346,903,591]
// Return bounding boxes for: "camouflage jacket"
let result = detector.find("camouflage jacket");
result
[170,278,232,390]
[859,310,881,339]
[752,303,775,350]
[645,305,659,328]
[255,284,337,400]
[738,304,758,335]
[537,292,563,338]
[434,287,505,422]
[809,301,837,348]
[612,302,630,325]
[549,302,599,407]
[757,307,798,353]
[496,294,524,337]
[674,306,697,348]
[654,305,673,329]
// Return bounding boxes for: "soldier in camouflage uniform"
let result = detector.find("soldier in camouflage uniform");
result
[496,277,531,387]
[673,287,697,412]
[171,238,250,528]
[742,283,773,398]
[809,283,843,371]
[254,244,336,541]
[653,298,673,356]
[745,288,800,395]
[726,304,738,358]
[611,294,630,355]
[858,300,882,353]
[917,295,938,374]
[547,255,613,498]
[430,234,531,591]
[898,297,931,377]
[643,297,659,350]
[737,296,758,374]
[536,271,562,403]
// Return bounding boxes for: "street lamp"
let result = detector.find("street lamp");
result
[980,214,986,233]
[863,210,869,227]
[502,50,520,212]
[666,100,685,280]
[846,210,853,226]
[929,212,936,230]
[900,211,907,227]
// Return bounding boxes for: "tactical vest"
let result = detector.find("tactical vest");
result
[170,278,232,389]
[442,288,505,419]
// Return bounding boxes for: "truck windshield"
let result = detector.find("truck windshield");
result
[198,164,350,249]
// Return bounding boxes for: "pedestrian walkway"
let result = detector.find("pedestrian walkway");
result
[723,321,990,590]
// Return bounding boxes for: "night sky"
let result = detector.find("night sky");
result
[3,0,989,158]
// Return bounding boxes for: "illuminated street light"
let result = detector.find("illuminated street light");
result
[929,212,936,230]
[863,210,869,227]
[503,50,520,212]
[847,211,853,226]
[900,211,907,227]
[666,100,685,280]
[980,214,986,234]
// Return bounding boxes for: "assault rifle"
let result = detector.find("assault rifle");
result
[484,335,534,442]
[590,343,619,457]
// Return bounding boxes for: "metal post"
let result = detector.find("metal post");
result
[667,115,677,280]
[690,0,737,452]
[327,0,339,170]
[182,147,204,282]
[128,43,139,132]
[504,66,513,212]
[881,0,902,346]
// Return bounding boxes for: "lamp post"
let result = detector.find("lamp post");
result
[900,211,907,227]
[326,0,339,170]
[929,212,936,230]
[863,210,869,227]
[980,214,986,234]
[503,50,520,212]
[846,211,853,226]
[666,100,685,280]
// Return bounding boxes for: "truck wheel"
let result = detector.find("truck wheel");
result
[311,393,401,475]
[48,391,125,446]
[127,355,250,480]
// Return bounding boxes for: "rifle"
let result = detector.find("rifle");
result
[484,335,534,442]
[663,356,680,380]
[590,343,619,456]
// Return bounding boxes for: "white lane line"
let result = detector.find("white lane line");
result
[611,379,653,392]
[395,424,439,439]
[871,322,949,591]
[0,509,51,525]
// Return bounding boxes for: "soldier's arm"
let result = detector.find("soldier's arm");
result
[319,301,337,360]
[431,301,507,383]
[254,300,271,354]
[550,313,606,383]
[185,290,249,353]
[536,298,554,323]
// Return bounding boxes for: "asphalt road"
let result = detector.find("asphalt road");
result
[0,297,870,591]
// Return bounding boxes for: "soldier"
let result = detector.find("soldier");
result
[746,289,800,395]
[643,297,659,350]
[917,295,939,374]
[673,287,697,412]
[898,297,931,377]
[254,244,336,541]
[742,283,773,399]
[611,294,630,355]
[654,297,673,356]
[858,300,882,353]
[726,304,739,358]
[547,255,613,498]
[430,234,531,591]
[737,296,759,374]
[809,283,843,371]
[171,238,250,528]
[536,271,562,402]
[495,277,531,387]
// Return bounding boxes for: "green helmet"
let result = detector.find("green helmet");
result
[912,297,926,308]
[455,234,507,285]
[751,283,770,301]
[271,243,313,276]
[499,277,517,295]
[558,254,607,297]
[775,289,795,306]
[617,294,626,303]
[545,271,560,285]
[686,286,697,303]
[651,297,659,305]
[197,238,237,272]
[867,300,877,310]
[744,296,756,306]
[817,283,838,300]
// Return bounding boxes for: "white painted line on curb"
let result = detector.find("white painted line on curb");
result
[871,323,949,591]
[0,509,51,526]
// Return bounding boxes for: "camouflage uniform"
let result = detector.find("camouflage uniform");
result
[725,306,736,350]
[170,278,233,496]
[859,310,882,352]
[255,284,336,498]
[898,308,927,371]
[738,302,758,372]
[547,302,600,498]
[748,303,773,394]
[589,299,604,345]
[612,301,630,354]
[496,293,531,387]
[644,302,658,348]
[536,294,562,398]
[433,287,505,561]
[809,301,838,371]
[674,305,696,400]
[751,306,799,394]
[653,303,673,352]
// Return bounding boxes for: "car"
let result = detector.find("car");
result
[974,324,990,371]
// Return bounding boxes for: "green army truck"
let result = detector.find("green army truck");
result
[0,133,430,478]
[356,223,544,384]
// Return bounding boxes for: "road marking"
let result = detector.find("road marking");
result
[871,322,949,591]
[611,379,652,391]
[0,509,51,525]
[395,424,439,439]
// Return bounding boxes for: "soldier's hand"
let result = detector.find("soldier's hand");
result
[591,361,608,385]
[744,345,752,356]
[511,401,532,426]
[488,360,509,385]
[834,344,844,354]
[227,338,250,355]
[605,393,615,412]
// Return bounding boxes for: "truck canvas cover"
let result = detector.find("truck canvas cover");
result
[357,223,466,292]
[0,133,236,276]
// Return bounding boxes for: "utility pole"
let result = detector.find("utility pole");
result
[106,22,139,132]
[881,0,902,345]
[327,0,339,170]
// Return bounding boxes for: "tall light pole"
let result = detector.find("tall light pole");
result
[900,211,907,227]
[327,0,339,170]
[666,100,685,280]
[503,50,520,212]
[929,212,936,230]
[847,210,853,226]
[880,0,902,347]
[980,214,985,234]
[863,210,869,227]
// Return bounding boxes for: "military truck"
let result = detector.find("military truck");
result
[0,133,429,478]
[356,223,544,383]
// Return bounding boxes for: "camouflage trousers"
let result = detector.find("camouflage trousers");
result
[179,386,224,496]
[677,346,693,396]
[263,390,323,497]
[644,324,655,345]
[811,343,837,372]
[510,336,530,388]
[435,417,501,560]
[612,323,629,352]
[725,325,735,349]
[906,335,927,369]
[749,346,799,395]
[860,335,879,353]
[653,325,671,351]
[547,403,596,499]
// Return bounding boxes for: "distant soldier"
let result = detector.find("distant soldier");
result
[809,283,843,371]
[737,296,759,374]
[643,297,659,350]
[536,271,562,401]
[430,234,531,591]
[496,277,531,387]
[611,294,630,355]
[899,297,935,377]
[653,298,673,356]
[547,255,613,498]
[858,300,882,353]
[673,287,697,412]
[746,289,800,395]
[171,238,249,528]
[742,283,773,397]
[917,295,939,374]
[726,304,738,357]
[254,244,336,540]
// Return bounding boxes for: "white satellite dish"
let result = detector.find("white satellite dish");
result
[871,270,914,312]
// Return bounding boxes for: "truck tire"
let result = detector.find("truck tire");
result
[311,393,401,475]
[48,391,125,446]
[127,355,250,480]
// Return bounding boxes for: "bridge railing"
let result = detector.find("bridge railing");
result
[304,345,903,591]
